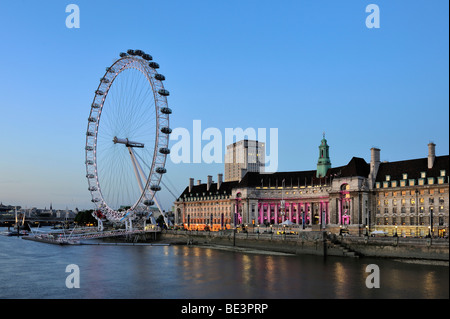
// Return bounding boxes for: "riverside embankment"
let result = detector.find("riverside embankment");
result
[160,230,449,262]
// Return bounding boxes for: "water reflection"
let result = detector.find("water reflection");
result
[0,233,448,299]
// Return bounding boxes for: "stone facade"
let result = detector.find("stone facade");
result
[174,141,449,237]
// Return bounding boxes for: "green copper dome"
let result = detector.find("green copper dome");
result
[317,133,331,178]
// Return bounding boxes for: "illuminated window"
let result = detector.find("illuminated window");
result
[386,175,391,181]
[409,179,415,186]
[421,172,426,178]
[400,180,407,187]
[402,173,408,180]
[391,181,398,187]
[428,177,435,185]
[410,198,416,205]
[441,170,446,177]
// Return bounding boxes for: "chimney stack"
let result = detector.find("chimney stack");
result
[428,142,436,169]
[189,178,194,193]
[207,175,212,191]
[217,173,223,190]
[369,147,381,189]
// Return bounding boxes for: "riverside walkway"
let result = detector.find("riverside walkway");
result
[23,226,161,245]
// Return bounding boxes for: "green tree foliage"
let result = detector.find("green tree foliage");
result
[74,210,97,226]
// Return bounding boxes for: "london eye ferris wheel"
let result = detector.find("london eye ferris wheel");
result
[85,50,172,229]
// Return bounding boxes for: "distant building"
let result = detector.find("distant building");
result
[225,139,265,182]
[174,137,449,237]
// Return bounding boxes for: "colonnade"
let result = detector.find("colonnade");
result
[256,201,329,226]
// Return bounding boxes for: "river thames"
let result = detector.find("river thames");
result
[0,227,448,300]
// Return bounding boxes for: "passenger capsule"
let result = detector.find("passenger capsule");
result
[120,52,128,58]
[149,62,160,69]
[127,49,135,55]
[92,103,100,109]
[88,117,97,123]
[158,89,170,96]
[134,49,144,56]
[156,167,167,174]
[86,174,95,178]
[143,200,155,206]
[88,186,97,191]
[161,107,172,114]
[159,147,170,155]
[106,67,115,73]
[150,185,161,192]
[161,127,172,134]
[154,73,165,81]
[100,77,110,83]
[86,160,94,165]
[96,90,104,95]
[85,146,94,151]
[91,198,100,203]
[142,53,153,61]
[86,131,95,137]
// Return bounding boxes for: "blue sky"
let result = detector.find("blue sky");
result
[0,0,448,210]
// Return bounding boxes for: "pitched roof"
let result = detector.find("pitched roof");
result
[237,157,370,188]
[375,155,449,182]
[177,180,239,199]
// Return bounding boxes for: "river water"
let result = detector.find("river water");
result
[0,227,448,299]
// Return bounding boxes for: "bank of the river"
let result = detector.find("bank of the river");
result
[159,230,449,263]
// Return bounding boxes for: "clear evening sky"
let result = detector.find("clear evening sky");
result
[0,0,448,211]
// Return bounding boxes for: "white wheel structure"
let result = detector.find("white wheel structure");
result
[85,50,172,230]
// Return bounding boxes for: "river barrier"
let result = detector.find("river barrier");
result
[159,229,449,262]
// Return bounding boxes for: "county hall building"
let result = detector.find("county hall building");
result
[174,136,449,237]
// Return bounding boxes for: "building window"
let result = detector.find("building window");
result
[440,170,446,177]
[419,216,424,225]
[439,216,444,226]
[439,206,444,212]
[376,182,381,189]
[410,207,415,214]
[410,216,415,225]
[438,177,445,184]
[409,179,415,186]
[386,175,391,181]
[428,177,435,185]
[402,173,408,180]
[392,181,398,187]
[400,180,406,187]
[421,172,426,178]
[429,197,434,205]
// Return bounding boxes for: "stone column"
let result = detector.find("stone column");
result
[274,204,278,224]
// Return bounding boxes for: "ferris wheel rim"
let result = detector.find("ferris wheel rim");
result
[85,51,170,222]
